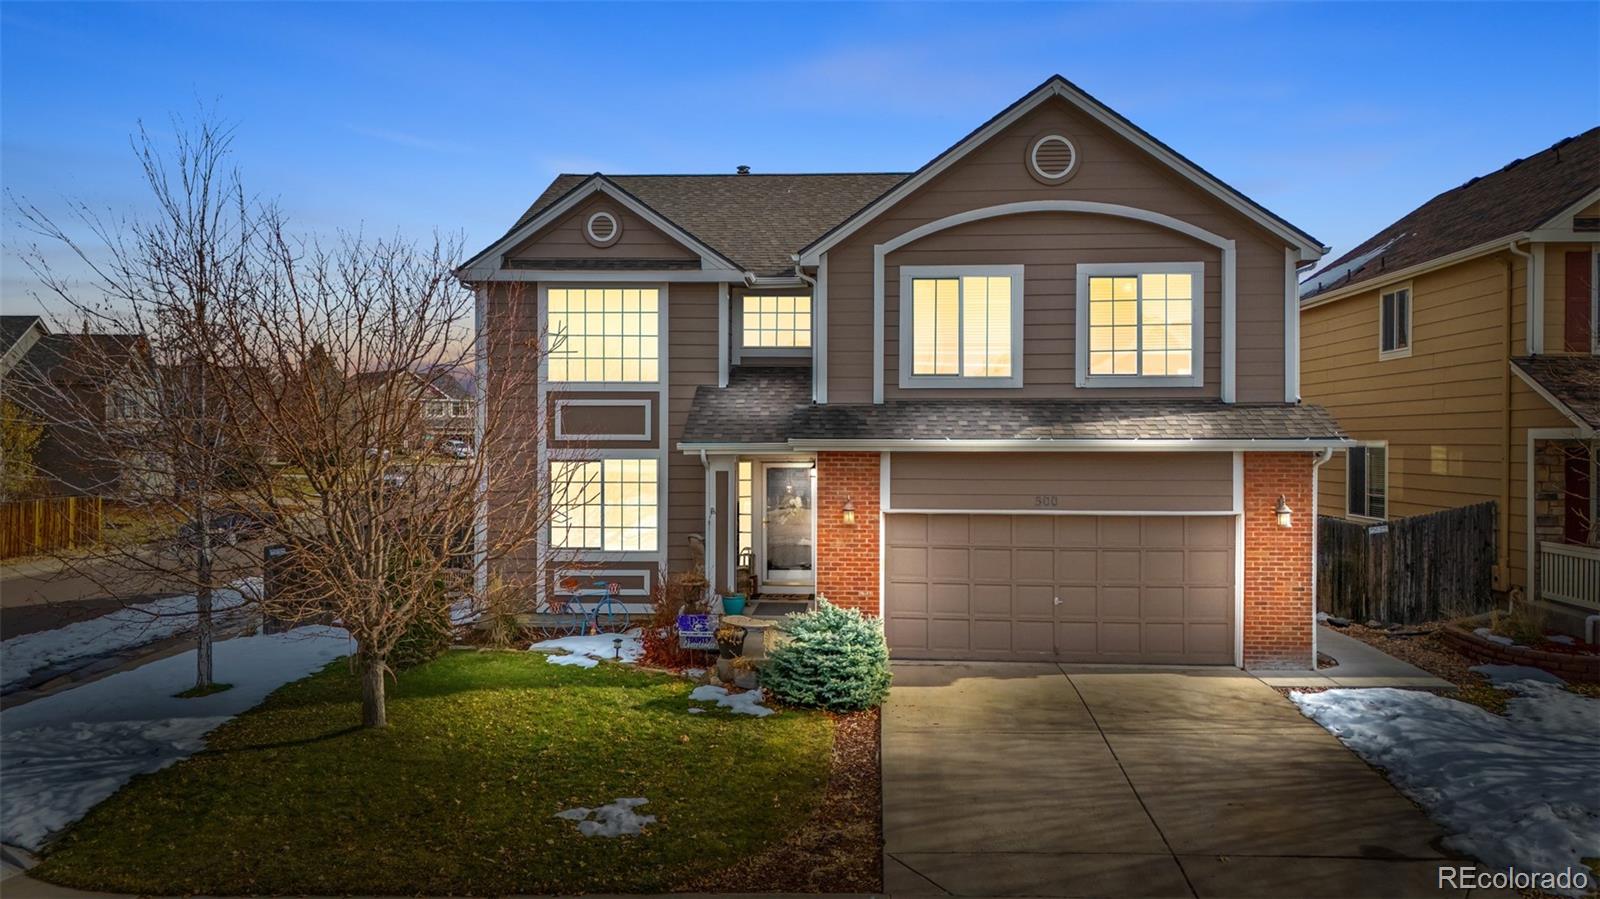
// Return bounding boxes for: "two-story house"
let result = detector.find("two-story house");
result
[461,76,1349,670]
[1300,128,1599,636]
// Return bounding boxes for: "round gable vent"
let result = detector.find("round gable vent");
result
[584,210,621,247]
[1028,134,1078,184]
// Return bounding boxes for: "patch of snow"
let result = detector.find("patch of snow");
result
[686,707,705,714]
[688,684,773,717]
[1473,626,1518,647]
[553,797,655,837]
[1,580,260,690]
[1315,611,1328,623]
[529,630,643,667]
[449,598,480,626]
[1292,686,1600,894]
[682,667,706,678]
[1471,664,1565,687]
[1547,635,1576,645]
[0,625,351,850]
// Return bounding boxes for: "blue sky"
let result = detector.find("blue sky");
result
[3,1,1597,316]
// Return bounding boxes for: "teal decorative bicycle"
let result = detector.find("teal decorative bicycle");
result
[537,580,632,636]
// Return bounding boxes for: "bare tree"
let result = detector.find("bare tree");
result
[210,226,551,727]
[9,115,266,692]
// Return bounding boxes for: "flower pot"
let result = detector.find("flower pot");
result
[721,594,747,615]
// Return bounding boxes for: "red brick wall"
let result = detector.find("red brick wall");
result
[1243,452,1316,669]
[815,452,880,615]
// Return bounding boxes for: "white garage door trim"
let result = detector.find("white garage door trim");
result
[877,451,1246,667]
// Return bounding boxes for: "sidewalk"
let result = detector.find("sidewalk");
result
[1253,626,1456,690]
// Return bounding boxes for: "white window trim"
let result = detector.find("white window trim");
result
[896,264,1025,389]
[1378,281,1414,360]
[1074,261,1205,389]
[737,293,813,356]
[1590,250,1598,356]
[548,455,662,555]
[1345,441,1389,522]
[540,283,665,387]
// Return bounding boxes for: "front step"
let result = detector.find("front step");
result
[748,593,813,618]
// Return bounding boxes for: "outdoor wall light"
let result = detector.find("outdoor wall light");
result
[1275,495,1293,529]
[841,498,856,526]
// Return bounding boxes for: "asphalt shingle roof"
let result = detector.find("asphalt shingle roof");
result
[511,173,910,277]
[1513,355,1600,430]
[683,367,1347,445]
[1,315,43,356]
[1301,128,1600,301]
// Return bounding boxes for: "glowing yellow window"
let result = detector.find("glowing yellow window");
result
[910,275,1013,378]
[550,458,659,552]
[742,295,811,348]
[547,287,660,383]
[1087,270,1196,379]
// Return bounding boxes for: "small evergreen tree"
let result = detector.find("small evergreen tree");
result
[761,598,891,712]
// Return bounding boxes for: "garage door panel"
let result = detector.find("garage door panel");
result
[888,546,928,579]
[929,582,971,615]
[888,582,929,615]
[1014,549,1055,580]
[885,512,1236,665]
[970,584,1012,617]
[929,547,970,579]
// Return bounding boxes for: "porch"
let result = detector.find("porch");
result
[1531,435,1599,628]
[702,454,821,606]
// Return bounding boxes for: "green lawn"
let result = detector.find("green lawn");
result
[35,651,834,896]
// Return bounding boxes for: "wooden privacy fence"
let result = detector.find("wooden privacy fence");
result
[0,496,104,559]
[1317,501,1497,624]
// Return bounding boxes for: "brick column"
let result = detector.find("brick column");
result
[1243,452,1316,669]
[815,452,880,615]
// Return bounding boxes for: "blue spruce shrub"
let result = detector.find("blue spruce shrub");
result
[761,598,891,711]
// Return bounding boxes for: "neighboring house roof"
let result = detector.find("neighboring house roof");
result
[352,368,474,402]
[1511,355,1600,432]
[18,333,146,386]
[507,173,908,277]
[682,367,1347,446]
[1,315,45,355]
[1301,127,1600,302]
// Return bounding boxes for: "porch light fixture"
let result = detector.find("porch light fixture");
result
[841,498,856,526]
[1274,495,1293,529]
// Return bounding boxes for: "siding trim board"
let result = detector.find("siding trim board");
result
[867,200,1241,404]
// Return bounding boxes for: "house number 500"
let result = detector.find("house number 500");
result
[1034,495,1060,508]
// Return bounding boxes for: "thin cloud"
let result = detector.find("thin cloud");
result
[344,125,468,155]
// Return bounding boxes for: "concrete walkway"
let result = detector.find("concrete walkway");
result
[1252,626,1455,690]
[883,661,1494,898]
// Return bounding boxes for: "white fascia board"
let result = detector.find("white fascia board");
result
[457,175,743,277]
[1300,234,1527,310]
[458,268,749,284]
[1510,363,1596,436]
[677,442,793,455]
[1525,186,1600,241]
[798,78,1324,265]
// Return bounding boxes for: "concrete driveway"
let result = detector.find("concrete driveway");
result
[883,663,1485,899]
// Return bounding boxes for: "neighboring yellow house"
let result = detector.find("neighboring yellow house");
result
[1300,127,1599,638]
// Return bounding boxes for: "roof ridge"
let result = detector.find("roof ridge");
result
[569,171,912,179]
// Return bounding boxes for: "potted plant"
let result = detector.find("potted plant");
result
[714,622,747,659]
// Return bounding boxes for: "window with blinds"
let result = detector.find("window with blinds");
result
[899,266,1023,387]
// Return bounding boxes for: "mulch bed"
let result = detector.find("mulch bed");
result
[689,708,882,894]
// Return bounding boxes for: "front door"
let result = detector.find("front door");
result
[761,462,814,588]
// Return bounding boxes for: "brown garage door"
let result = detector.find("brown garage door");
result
[884,514,1235,664]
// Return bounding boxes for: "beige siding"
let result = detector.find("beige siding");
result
[666,283,719,573]
[1301,247,1581,591]
[890,451,1233,512]
[507,194,697,263]
[485,282,542,589]
[824,96,1293,403]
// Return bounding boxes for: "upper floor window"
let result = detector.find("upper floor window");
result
[1379,284,1411,359]
[1075,262,1204,388]
[742,295,811,349]
[547,287,660,383]
[898,265,1024,388]
[1346,444,1388,520]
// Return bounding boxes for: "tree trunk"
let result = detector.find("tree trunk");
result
[360,655,388,728]
[194,498,214,689]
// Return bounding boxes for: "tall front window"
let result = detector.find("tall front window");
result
[547,287,660,382]
[737,461,753,565]
[898,266,1023,387]
[1347,444,1387,520]
[1076,263,1204,388]
[550,458,659,552]
[742,296,811,348]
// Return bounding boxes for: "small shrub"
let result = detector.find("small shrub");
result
[761,598,891,712]
[391,578,452,670]
[1491,600,1547,646]
[481,576,524,650]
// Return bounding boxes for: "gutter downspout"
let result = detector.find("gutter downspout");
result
[1499,251,1515,590]
[1507,240,1538,355]
[794,261,821,403]
[1310,447,1334,667]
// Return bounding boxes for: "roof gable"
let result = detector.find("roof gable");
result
[797,74,1325,264]
[1301,127,1600,302]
